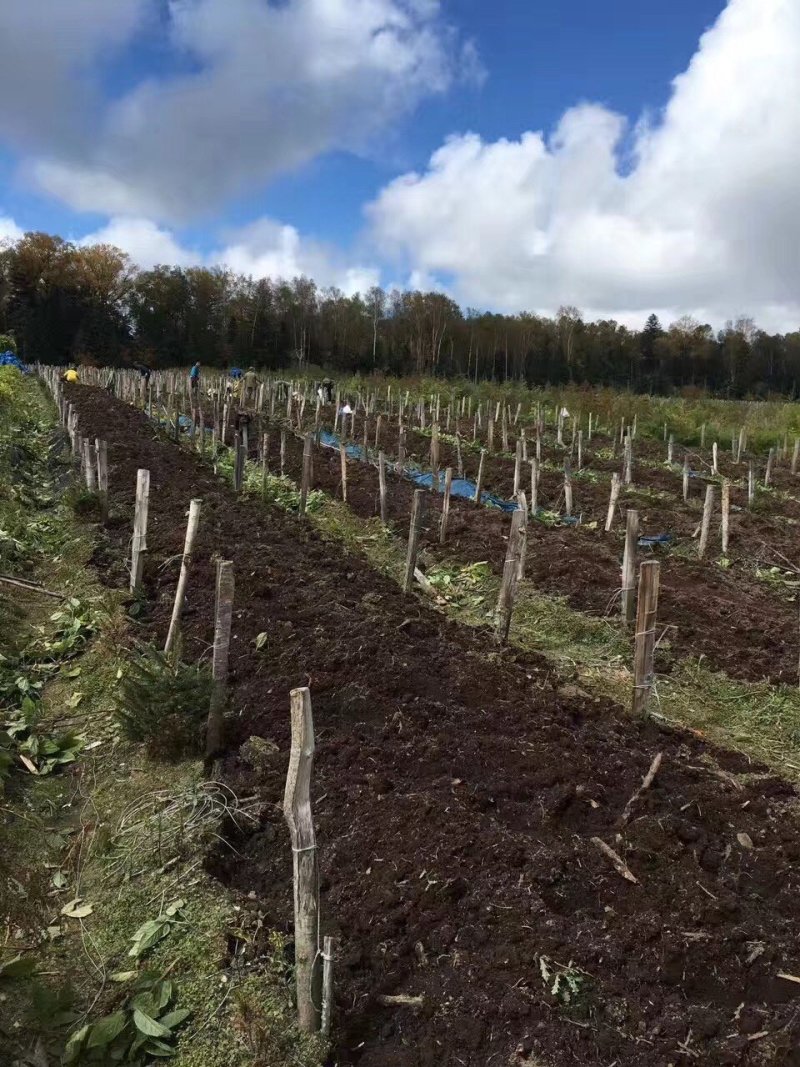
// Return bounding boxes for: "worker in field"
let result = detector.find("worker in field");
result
[63,367,79,383]
[133,362,151,385]
[243,366,258,406]
[189,361,201,396]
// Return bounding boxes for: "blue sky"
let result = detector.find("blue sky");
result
[1,0,798,330]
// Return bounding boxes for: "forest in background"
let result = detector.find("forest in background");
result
[2,231,800,397]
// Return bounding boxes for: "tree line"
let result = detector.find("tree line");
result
[1,231,799,396]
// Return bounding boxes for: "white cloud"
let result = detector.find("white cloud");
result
[0,215,24,244]
[0,0,478,221]
[368,0,800,330]
[78,214,379,294]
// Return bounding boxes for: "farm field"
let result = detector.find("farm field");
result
[4,366,800,1067]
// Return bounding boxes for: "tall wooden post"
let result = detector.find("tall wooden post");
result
[623,433,633,485]
[95,439,109,524]
[530,459,539,516]
[378,451,388,523]
[563,459,573,518]
[682,456,690,502]
[748,461,755,507]
[474,449,486,504]
[403,490,426,593]
[397,427,406,477]
[765,447,775,487]
[283,687,321,1034]
[339,442,348,503]
[632,560,661,716]
[83,437,97,492]
[793,438,800,476]
[513,439,522,496]
[261,433,270,494]
[130,469,151,593]
[712,441,719,476]
[440,467,453,544]
[205,560,234,765]
[621,509,639,626]
[164,499,202,656]
[430,423,440,492]
[698,484,714,559]
[299,434,312,514]
[495,509,526,645]
[605,473,620,532]
[721,479,730,556]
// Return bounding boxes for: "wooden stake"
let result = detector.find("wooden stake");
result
[299,433,312,514]
[748,461,755,507]
[683,456,689,502]
[513,439,522,496]
[430,422,440,492]
[261,433,270,493]
[205,560,234,764]
[283,687,321,1034]
[339,441,348,503]
[530,459,539,516]
[397,427,406,477]
[623,433,633,485]
[164,499,202,655]
[280,429,286,476]
[721,479,730,556]
[698,484,714,559]
[403,490,426,593]
[495,510,526,645]
[793,438,800,476]
[95,439,109,524]
[83,437,97,492]
[765,447,775,487]
[621,509,639,626]
[321,936,335,1038]
[378,451,388,523]
[632,560,660,716]
[712,441,719,476]
[474,449,486,504]
[563,459,573,518]
[130,469,151,592]
[605,473,620,532]
[439,467,453,544]
[577,429,583,471]
[667,435,674,465]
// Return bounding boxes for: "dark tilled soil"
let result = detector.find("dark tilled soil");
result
[66,386,800,1067]
[263,422,800,686]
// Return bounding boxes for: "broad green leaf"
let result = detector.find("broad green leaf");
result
[145,1039,177,1057]
[164,899,185,917]
[133,1008,171,1038]
[87,1011,127,1048]
[64,1025,90,1064]
[159,1008,191,1029]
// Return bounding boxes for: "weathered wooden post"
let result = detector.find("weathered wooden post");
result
[623,433,633,485]
[232,433,245,492]
[698,484,714,559]
[95,439,109,524]
[299,434,312,514]
[397,427,406,477]
[474,449,486,504]
[667,435,674,465]
[403,490,426,593]
[280,429,287,476]
[321,936,335,1038]
[605,473,621,532]
[205,560,234,765]
[765,447,775,487]
[439,467,453,544]
[516,491,528,580]
[487,415,494,451]
[682,456,690,502]
[164,499,202,656]
[793,438,800,476]
[712,441,719,476]
[495,509,526,645]
[621,509,639,626]
[378,451,388,523]
[455,432,464,478]
[83,437,97,493]
[530,459,539,516]
[339,442,348,503]
[721,479,730,556]
[577,429,583,471]
[513,439,522,496]
[748,461,755,507]
[261,433,270,494]
[430,422,440,492]
[283,686,321,1034]
[130,469,151,592]
[563,459,573,518]
[632,560,661,716]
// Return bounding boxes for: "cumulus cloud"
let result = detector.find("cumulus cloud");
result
[77,214,379,294]
[0,215,24,244]
[368,0,800,330]
[0,0,478,221]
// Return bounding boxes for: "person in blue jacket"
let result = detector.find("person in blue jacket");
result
[189,362,201,395]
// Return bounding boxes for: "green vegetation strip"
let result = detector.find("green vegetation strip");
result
[0,370,325,1067]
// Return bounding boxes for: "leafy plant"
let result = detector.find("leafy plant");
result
[64,971,190,1065]
[116,647,211,760]
[538,956,588,1006]
[129,899,186,959]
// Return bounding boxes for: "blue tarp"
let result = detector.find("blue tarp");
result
[318,429,519,513]
[0,352,29,373]
[638,533,673,547]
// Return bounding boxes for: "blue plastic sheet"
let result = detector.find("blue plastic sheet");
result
[0,352,29,373]
[317,429,520,512]
[638,533,673,547]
